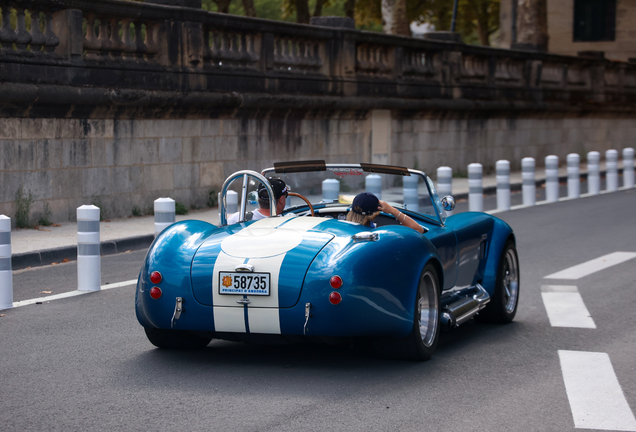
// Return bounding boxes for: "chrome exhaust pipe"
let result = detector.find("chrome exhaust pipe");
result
[440,284,491,330]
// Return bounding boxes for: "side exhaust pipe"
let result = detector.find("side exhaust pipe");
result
[440,284,490,330]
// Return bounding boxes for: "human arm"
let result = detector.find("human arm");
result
[377,200,425,234]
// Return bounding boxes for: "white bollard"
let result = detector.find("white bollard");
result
[587,151,600,195]
[496,160,511,211]
[365,174,382,199]
[624,147,635,188]
[403,175,419,213]
[154,198,176,236]
[606,149,618,192]
[468,163,483,212]
[77,205,101,292]
[545,155,559,202]
[567,153,580,199]
[436,166,453,215]
[521,157,536,206]
[322,179,340,202]
[0,215,12,310]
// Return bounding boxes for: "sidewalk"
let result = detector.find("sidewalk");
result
[8,161,619,269]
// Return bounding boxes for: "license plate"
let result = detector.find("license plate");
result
[219,272,270,296]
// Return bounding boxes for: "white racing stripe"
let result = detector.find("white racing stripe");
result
[559,350,636,431]
[541,286,596,329]
[12,279,137,308]
[213,216,326,334]
[545,252,636,280]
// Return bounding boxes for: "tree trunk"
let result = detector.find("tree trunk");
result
[344,0,355,19]
[296,0,310,23]
[313,0,324,17]
[242,0,256,17]
[476,2,491,46]
[213,0,231,13]
[381,0,410,36]
[515,0,548,51]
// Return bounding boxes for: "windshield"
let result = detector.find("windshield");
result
[259,164,446,225]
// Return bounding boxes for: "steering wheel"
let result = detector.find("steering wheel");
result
[288,192,315,216]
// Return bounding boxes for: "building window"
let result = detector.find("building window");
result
[573,0,616,42]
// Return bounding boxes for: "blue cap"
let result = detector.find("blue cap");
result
[352,192,379,215]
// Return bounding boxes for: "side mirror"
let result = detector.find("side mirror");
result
[441,196,455,211]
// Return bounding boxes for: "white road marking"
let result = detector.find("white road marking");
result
[559,350,636,431]
[541,286,596,328]
[12,279,137,308]
[544,252,636,280]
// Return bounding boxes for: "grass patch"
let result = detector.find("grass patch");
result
[37,202,53,226]
[15,185,34,228]
[175,202,188,215]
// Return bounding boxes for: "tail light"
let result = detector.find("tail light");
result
[150,271,162,284]
[149,286,162,299]
[329,291,342,305]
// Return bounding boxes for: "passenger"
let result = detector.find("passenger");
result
[346,192,425,233]
[227,177,289,224]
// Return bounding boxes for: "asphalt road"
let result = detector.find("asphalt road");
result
[2,188,635,432]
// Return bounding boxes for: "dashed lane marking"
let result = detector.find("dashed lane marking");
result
[559,350,636,431]
[541,286,596,329]
[544,252,636,280]
[11,279,137,308]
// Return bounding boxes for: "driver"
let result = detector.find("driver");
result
[226,177,289,224]
[346,192,424,233]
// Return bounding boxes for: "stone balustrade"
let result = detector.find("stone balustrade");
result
[0,0,633,113]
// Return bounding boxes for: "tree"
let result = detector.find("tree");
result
[381,0,411,35]
[409,0,500,46]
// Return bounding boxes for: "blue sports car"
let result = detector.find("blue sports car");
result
[136,161,519,361]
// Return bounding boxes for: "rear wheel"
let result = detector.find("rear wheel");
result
[476,239,519,323]
[373,264,440,361]
[144,327,212,349]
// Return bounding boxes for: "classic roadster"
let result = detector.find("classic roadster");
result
[136,161,519,361]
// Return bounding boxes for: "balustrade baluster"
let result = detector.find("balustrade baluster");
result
[29,10,45,52]
[202,27,212,63]
[14,7,31,50]
[84,14,100,58]
[144,22,158,61]
[42,11,59,52]
[97,18,110,58]
[109,17,124,58]
[239,33,249,62]
[121,18,135,59]
[219,33,229,60]
[282,38,291,67]
[247,33,257,61]
[273,38,281,64]
[230,33,240,61]
[133,21,146,59]
[0,3,17,50]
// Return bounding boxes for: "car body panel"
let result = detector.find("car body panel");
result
[136,163,516,343]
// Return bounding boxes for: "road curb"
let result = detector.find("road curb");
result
[12,234,155,270]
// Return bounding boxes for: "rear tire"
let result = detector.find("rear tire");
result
[144,327,212,349]
[373,264,440,361]
[476,239,519,323]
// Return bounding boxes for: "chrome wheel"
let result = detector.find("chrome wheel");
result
[418,270,439,348]
[502,248,519,314]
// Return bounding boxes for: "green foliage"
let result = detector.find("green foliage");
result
[207,190,218,208]
[14,185,34,229]
[37,202,53,227]
[409,0,500,45]
[175,202,189,215]
[132,205,143,217]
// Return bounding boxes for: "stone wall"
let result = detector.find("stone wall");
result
[391,113,636,175]
[2,111,633,225]
[0,114,369,224]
